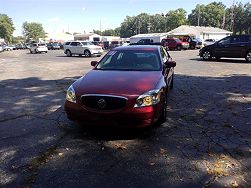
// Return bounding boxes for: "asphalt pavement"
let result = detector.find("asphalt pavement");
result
[0,49,250,188]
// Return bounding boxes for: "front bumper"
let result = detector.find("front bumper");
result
[37,48,48,52]
[182,44,189,49]
[90,49,103,56]
[64,100,159,128]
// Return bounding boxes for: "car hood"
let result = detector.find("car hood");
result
[74,70,162,97]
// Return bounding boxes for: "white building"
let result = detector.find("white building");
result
[74,33,101,41]
[45,32,74,43]
[130,33,168,43]
[167,25,232,41]
[102,36,121,42]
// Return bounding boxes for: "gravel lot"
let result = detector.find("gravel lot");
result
[0,49,250,187]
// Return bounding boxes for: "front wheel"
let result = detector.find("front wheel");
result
[170,74,174,89]
[176,45,182,51]
[156,95,167,125]
[245,51,251,63]
[202,50,212,61]
[84,50,91,57]
[66,50,72,57]
[190,45,195,50]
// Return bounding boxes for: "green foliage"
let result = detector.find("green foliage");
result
[12,36,25,44]
[224,2,251,34]
[22,21,46,41]
[119,9,187,37]
[0,14,15,43]
[188,2,226,27]
[166,8,187,31]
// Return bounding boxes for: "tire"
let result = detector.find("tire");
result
[170,74,174,89]
[190,45,195,50]
[176,45,182,51]
[84,50,91,57]
[157,94,167,125]
[66,50,72,57]
[202,50,212,61]
[245,51,251,63]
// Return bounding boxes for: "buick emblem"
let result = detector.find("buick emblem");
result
[97,98,106,109]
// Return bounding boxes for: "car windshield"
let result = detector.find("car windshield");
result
[96,50,161,71]
[38,43,46,46]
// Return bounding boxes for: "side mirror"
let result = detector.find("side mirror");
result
[91,61,98,67]
[164,61,176,68]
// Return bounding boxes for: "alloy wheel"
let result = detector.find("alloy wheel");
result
[202,51,211,60]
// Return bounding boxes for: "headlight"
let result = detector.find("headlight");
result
[66,85,76,103]
[134,89,162,108]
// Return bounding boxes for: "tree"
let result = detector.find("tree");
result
[12,36,25,44]
[0,14,15,43]
[22,21,46,41]
[224,2,251,34]
[165,8,187,31]
[188,2,226,27]
[93,30,102,35]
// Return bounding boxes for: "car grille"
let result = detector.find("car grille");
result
[81,95,127,110]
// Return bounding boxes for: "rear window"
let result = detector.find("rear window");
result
[65,42,70,45]
[38,44,46,46]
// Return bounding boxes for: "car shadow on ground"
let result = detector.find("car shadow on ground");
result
[1,73,251,187]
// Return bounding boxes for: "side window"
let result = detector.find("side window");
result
[65,42,70,45]
[231,36,244,43]
[160,47,168,63]
[218,37,231,45]
[82,42,87,46]
[70,42,77,46]
[76,42,81,46]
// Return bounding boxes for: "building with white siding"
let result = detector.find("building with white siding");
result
[167,25,232,41]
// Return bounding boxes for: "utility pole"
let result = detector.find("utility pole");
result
[230,0,235,33]
[100,19,102,35]
[197,5,200,26]
[222,9,225,29]
[161,13,167,32]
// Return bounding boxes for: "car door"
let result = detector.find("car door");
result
[214,36,231,57]
[229,35,247,57]
[80,42,88,54]
[69,42,78,54]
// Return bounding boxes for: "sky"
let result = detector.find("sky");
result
[0,0,249,36]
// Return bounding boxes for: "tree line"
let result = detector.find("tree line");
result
[0,1,250,43]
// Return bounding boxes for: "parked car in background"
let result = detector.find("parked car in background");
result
[30,43,48,54]
[64,45,176,128]
[161,38,189,50]
[47,42,60,50]
[199,34,251,62]
[3,45,15,51]
[203,39,217,46]
[15,44,26,50]
[179,36,203,49]
[63,41,103,57]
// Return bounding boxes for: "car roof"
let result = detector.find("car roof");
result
[113,45,160,51]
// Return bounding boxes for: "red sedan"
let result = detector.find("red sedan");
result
[64,45,176,128]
